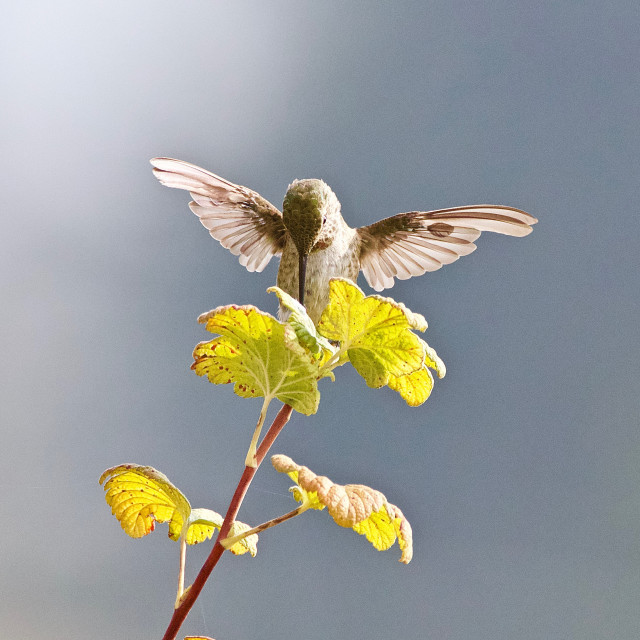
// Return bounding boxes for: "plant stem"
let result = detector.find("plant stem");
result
[161,402,293,640]
[222,501,311,548]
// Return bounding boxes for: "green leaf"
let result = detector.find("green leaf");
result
[267,286,336,360]
[192,304,321,415]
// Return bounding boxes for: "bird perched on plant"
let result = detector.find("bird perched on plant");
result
[151,158,537,324]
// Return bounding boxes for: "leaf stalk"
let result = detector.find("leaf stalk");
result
[244,397,271,467]
[174,534,187,608]
[221,500,311,549]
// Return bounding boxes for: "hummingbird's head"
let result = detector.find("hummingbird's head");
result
[282,179,341,257]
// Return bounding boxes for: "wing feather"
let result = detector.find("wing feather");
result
[151,157,287,273]
[386,248,414,279]
[358,205,537,291]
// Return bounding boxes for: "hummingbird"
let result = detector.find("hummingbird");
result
[151,158,537,324]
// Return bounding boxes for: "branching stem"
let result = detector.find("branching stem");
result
[163,249,308,638]
[161,402,293,640]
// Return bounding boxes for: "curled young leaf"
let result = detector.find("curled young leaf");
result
[267,286,336,361]
[192,304,321,415]
[271,454,413,563]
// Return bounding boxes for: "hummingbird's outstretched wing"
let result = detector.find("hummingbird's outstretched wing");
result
[151,158,288,273]
[357,205,537,291]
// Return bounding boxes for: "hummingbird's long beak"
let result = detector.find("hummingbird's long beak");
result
[298,252,308,304]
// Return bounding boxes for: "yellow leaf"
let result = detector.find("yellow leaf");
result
[317,279,427,388]
[192,304,321,415]
[168,508,223,545]
[352,504,399,550]
[271,455,413,563]
[387,365,434,407]
[185,520,217,545]
[226,521,259,557]
[99,465,190,539]
[386,337,445,406]
[99,465,258,554]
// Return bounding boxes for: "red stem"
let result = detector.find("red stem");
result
[161,402,293,640]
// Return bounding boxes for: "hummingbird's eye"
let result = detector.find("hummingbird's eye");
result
[322,216,327,225]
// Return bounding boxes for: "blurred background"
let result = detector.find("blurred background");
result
[2,1,639,638]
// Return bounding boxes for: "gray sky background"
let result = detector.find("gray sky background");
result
[2,1,639,639]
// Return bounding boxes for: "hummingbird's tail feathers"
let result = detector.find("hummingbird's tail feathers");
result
[150,157,288,273]
[357,205,537,291]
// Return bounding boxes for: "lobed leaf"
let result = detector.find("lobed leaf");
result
[317,279,427,388]
[193,304,321,415]
[315,279,445,404]
[271,454,413,563]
